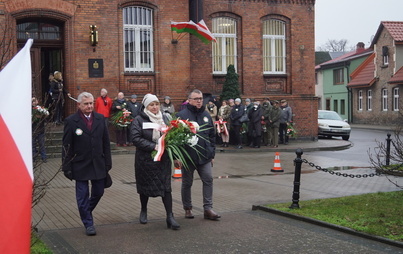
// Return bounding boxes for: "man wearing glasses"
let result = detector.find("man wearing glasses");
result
[176,89,221,220]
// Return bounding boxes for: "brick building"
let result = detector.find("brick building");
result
[348,21,403,126]
[0,0,317,139]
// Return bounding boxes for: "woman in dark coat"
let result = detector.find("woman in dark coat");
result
[247,101,263,148]
[131,93,180,230]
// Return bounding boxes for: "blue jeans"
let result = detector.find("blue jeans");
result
[32,132,47,160]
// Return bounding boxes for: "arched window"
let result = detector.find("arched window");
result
[212,17,237,74]
[263,19,286,74]
[123,6,154,72]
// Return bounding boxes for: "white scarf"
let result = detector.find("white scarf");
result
[144,109,164,142]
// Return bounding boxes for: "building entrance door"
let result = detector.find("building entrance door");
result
[17,20,64,106]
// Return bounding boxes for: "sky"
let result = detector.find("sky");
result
[315,0,403,50]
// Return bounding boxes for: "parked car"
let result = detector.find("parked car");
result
[318,110,351,140]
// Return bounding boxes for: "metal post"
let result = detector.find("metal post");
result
[290,148,303,209]
[386,133,391,166]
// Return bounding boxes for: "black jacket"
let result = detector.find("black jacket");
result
[131,110,171,197]
[176,103,216,166]
[230,104,245,126]
[62,111,112,181]
[248,105,263,137]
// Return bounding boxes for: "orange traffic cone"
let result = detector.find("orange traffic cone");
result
[271,152,284,172]
[172,167,182,178]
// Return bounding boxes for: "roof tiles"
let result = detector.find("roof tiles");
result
[388,66,403,84]
[347,53,376,88]
[382,21,403,42]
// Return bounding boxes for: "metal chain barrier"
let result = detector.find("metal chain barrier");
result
[302,158,381,178]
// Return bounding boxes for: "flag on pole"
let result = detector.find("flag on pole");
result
[0,39,34,254]
[194,19,216,44]
[171,19,216,44]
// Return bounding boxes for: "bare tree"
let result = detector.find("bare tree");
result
[368,127,403,189]
[0,15,16,70]
[317,39,352,52]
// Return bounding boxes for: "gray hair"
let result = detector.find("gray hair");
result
[77,92,94,103]
[101,88,107,94]
[188,89,202,99]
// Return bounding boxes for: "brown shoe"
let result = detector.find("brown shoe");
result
[204,209,221,220]
[185,209,194,219]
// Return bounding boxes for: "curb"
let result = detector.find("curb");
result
[216,143,351,153]
[252,205,403,249]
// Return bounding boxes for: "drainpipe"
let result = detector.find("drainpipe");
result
[345,61,352,122]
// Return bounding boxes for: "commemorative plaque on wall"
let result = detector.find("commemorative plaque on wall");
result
[88,59,104,78]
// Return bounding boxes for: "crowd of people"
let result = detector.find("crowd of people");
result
[212,96,293,149]
[33,84,294,236]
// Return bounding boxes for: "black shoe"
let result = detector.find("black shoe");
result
[42,158,47,163]
[86,226,96,236]
[139,210,148,224]
[237,145,243,149]
[254,146,260,148]
[166,213,180,230]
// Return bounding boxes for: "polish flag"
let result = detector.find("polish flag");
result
[0,39,34,253]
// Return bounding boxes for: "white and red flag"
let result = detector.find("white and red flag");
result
[0,39,34,253]
[171,19,216,44]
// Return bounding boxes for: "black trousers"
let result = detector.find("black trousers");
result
[231,125,242,146]
[279,123,289,143]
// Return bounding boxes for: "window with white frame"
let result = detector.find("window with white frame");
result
[367,90,372,111]
[212,17,237,74]
[123,6,154,72]
[382,88,388,111]
[358,90,363,111]
[263,19,286,74]
[393,87,399,111]
[382,46,389,66]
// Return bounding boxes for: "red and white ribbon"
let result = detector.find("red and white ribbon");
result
[214,119,228,136]
[142,122,169,161]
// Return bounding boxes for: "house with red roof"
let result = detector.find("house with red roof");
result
[315,43,373,121]
[347,21,403,125]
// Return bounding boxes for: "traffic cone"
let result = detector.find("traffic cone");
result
[271,152,284,172]
[172,167,182,178]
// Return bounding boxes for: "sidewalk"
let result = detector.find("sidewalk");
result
[34,137,403,253]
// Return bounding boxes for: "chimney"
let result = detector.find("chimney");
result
[356,42,365,53]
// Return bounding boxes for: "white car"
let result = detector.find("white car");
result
[318,110,351,140]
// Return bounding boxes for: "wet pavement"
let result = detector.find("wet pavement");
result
[33,126,403,253]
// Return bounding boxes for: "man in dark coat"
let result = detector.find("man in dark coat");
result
[62,92,112,236]
[230,98,245,149]
[247,101,263,148]
[176,89,220,221]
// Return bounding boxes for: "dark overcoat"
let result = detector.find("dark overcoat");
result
[62,111,112,181]
[230,104,245,126]
[131,110,172,197]
[247,105,263,137]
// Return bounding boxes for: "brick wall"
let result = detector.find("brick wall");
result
[2,0,318,138]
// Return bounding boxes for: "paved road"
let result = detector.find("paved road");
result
[34,138,403,253]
